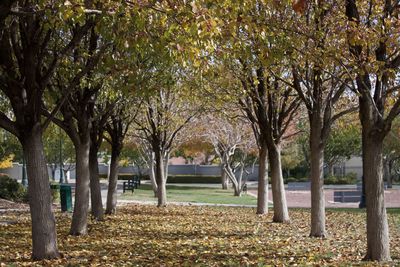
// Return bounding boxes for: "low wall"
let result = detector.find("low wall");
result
[2,163,260,181]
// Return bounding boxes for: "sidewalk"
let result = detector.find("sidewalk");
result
[248,188,400,208]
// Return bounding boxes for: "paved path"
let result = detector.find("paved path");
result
[248,189,399,208]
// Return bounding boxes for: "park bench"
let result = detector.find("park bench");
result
[287,182,311,191]
[333,191,361,203]
[122,175,141,193]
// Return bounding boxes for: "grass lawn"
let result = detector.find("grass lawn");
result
[0,205,399,266]
[120,184,258,205]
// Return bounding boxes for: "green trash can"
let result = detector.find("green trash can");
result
[60,184,72,212]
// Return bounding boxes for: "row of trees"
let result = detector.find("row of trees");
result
[0,0,399,262]
[0,0,198,259]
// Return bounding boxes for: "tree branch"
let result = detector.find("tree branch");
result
[0,112,19,137]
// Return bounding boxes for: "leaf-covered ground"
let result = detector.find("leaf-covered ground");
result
[0,205,399,266]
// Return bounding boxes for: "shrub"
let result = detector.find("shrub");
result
[345,172,358,183]
[285,177,297,184]
[167,175,221,184]
[324,173,358,185]
[324,175,337,185]
[0,174,27,202]
[298,177,310,182]
[339,173,357,184]
[99,174,150,180]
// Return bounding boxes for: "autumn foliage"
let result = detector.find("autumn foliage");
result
[292,0,307,14]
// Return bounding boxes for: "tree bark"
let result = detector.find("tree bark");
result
[89,145,104,220]
[234,187,241,196]
[105,147,120,214]
[70,139,90,235]
[149,152,158,197]
[361,111,391,261]
[221,165,229,190]
[309,126,326,237]
[257,142,268,215]
[155,150,167,207]
[164,151,170,180]
[22,124,60,260]
[268,143,290,223]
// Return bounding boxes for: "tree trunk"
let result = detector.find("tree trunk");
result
[257,142,268,215]
[70,139,90,235]
[63,169,69,183]
[221,165,229,190]
[155,150,167,207]
[224,163,241,197]
[362,126,391,260]
[105,147,120,214]
[268,143,290,223]
[234,187,241,196]
[328,163,334,177]
[164,151,169,181]
[51,165,56,181]
[149,152,158,197]
[309,129,326,237]
[387,160,393,189]
[22,125,60,260]
[89,145,104,220]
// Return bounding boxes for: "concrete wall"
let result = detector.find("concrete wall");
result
[2,156,363,182]
[343,156,363,179]
[167,165,259,180]
[2,163,260,181]
[1,163,23,180]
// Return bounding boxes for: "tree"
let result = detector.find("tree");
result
[130,138,159,197]
[105,103,135,214]
[239,66,300,222]
[134,86,198,207]
[121,15,202,207]
[87,99,116,221]
[325,123,361,176]
[345,0,400,260]
[282,0,357,236]
[202,1,302,219]
[175,139,215,165]
[383,120,400,188]
[207,114,257,196]
[47,24,109,234]
[0,1,101,259]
